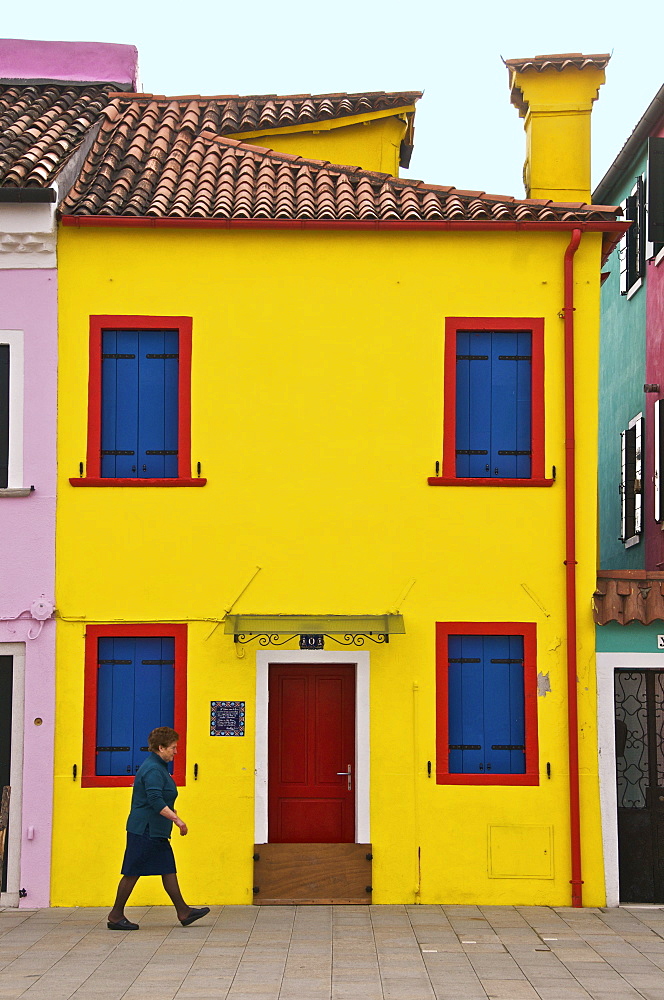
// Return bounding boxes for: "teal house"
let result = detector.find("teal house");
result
[594,82,664,906]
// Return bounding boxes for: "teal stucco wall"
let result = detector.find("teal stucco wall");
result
[596,621,664,653]
[598,148,648,570]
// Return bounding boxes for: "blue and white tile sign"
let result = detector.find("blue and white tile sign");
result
[210,701,245,736]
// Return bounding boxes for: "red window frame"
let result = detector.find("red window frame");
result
[435,621,539,786]
[82,623,187,788]
[70,315,205,487]
[429,317,552,487]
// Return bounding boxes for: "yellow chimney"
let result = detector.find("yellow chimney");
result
[505,53,610,202]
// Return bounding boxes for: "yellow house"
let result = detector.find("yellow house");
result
[52,60,624,908]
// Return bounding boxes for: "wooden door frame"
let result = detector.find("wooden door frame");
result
[597,652,664,907]
[0,643,24,907]
[255,650,370,844]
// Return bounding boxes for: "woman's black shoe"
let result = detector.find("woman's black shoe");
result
[107,916,139,930]
[180,906,210,926]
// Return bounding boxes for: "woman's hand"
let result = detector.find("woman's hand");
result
[160,805,188,835]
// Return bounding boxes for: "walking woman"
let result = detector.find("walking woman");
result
[107,726,209,930]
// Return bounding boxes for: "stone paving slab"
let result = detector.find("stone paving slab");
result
[5,905,664,998]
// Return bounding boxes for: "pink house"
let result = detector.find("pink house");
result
[0,38,137,906]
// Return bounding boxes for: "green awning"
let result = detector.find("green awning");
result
[224,614,405,636]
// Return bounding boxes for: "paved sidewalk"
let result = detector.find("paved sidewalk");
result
[3,904,664,1000]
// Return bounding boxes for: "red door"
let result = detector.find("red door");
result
[268,664,355,843]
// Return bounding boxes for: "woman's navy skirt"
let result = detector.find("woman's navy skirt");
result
[121,828,176,876]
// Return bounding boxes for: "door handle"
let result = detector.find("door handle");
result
[336,765,352,791]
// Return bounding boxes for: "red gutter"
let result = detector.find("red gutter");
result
[60,215,627,235]
[563,227,583,908]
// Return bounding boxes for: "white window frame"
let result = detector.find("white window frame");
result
[620,176,646,296]
[0,331,24,490]
[621,412,643,548]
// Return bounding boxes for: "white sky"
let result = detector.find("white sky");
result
[3,0,664,200]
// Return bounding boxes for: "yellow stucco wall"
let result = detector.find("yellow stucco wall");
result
[228,112,409,175]
[52,224,605,908]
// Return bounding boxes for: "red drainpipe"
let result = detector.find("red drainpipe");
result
[563,227,583,907]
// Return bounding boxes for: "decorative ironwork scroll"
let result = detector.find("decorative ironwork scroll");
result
[234,633,297,646]
[234,632,388,646]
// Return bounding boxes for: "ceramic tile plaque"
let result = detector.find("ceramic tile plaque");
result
[210,700,245,736]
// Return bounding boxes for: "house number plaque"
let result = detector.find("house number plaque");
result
[210,701,245,736]
[300,634,324,649]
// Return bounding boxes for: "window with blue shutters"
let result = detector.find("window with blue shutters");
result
[95,636,175,777]
[101,330,179,479]
[83,623,187,787]
[74,316,204,488]
[436,622,539,785]
[455,330,532,479]
[437,318,547,486]
[447,634,525,775]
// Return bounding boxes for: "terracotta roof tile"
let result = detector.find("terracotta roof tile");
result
[594,572,664,626]
[100,91,422,137]
[504,53,611,74]
[0,83,115,186]
[505,53,611,117]
[51,86,620,233]
[61,120,621,228]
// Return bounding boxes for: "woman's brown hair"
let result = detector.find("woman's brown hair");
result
[148,726,179,751]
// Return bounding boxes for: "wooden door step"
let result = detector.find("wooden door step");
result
[253,842,372,904]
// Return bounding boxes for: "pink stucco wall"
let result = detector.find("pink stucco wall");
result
[0,269,57,908]
[645,119,664,571]
[0,38,138,88]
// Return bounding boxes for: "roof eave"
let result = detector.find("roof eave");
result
[593,83,664,204]
[60,215,626,234]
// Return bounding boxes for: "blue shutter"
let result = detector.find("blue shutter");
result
[491,332,531,479]
[456,331,531,479]
[483,635,525,775]
[132,637,175,774]
[101,330,139,478]
[101,330,179,479]
[96,636,175,776]
[447,633,525,775]
[448,634,484,773]
[138,331,179,478]
[507,635,526,774]
[456,331,491,477]
[96,637,135,776]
